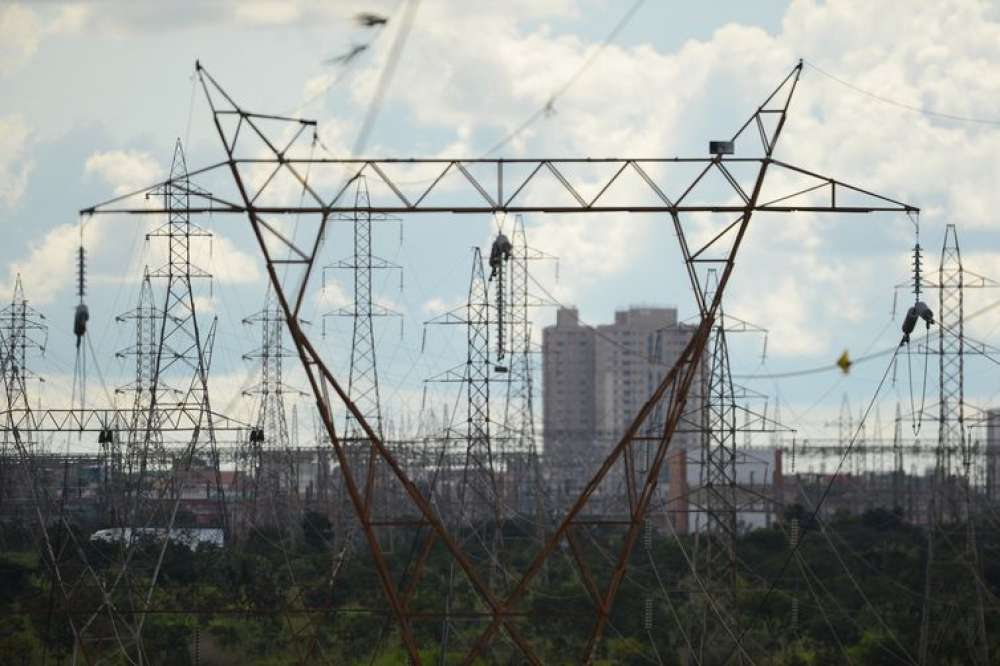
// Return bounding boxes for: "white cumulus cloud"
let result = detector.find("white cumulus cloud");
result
[0,115,33,208]
[84,150,163,196]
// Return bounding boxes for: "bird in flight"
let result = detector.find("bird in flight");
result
[356,12,388,27]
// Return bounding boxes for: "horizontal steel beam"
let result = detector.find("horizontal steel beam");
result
[1,407,250,433]
[81,157,918,217]
[84,205,912,215]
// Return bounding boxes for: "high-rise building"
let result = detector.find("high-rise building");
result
[987,408,1000,501]
[542,308,596,475]
[594,307,689,438]
[543,306,696,499]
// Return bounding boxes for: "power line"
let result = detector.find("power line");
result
[802,59,1000,127]
[483,0,646,155]
[735,298,1000,379]
[720,347,901,664]
[352,0,421,157]
[284,12,393,117]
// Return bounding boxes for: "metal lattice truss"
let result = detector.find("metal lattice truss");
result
[502,215,552,520]
[423,249,504,527]
[939,224,965,477]
[81,60,918,664]
[902,225,999,479]
[322,176,401,438]
[242,290,307,516]
[0,405,247,433]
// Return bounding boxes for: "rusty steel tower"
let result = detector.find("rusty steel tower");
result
[83,60,918,663]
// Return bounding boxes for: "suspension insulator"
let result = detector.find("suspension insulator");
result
[77,246,86,301]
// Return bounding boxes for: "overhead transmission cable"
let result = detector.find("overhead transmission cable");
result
[483,0,646,156]
[719,347,901,664]
[351,0,420,158]
[313,0,420,209]
[905,331,929,435]
[797,491,918,664]
[802,59,1000,127]
[733,298,1000,379]
[284,11,393,118]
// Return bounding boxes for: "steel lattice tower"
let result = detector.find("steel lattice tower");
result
[920,224,990,665]
[699,321,738,584]
[692,270,741,662]
[144,139,222,496]
[83,60,920,663]
[242,289,299,526]
[427,247,509,656]
[503,216,546,521]
[425,248,500,528]
[116,271,160,402]
[324,176,399,439]
[0,279,89,654]
[465,248,497,523]
[148,140,215,387]
[0,276,46,421]
[113,139,225,660]
[0,276,47,485]
[690,266,776,663]
[0,277,48,540]
[938,224,963,488]
[322,176,400,546]
[696,269,773,577]
[112,270,162,522]
[928,222,998,497]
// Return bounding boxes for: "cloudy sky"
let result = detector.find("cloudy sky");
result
[2,0,999,458]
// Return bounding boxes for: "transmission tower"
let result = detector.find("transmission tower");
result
[502,216,555,528]
[918,223,993,665]
[323,176,400,440]
[698,271,739,587]
[242,289,302,528]
[0,278,94,658]
[689,268,774,663]
[0,275,47,500]
[142,139,226,529]
[0,276,46,421]
[322,175,400,546]
[938,224,964,497]
[425,248,504,532]
[82,139,229,662]
[115,271,160,405]
[112,270,162,524]
[84,60,918,663]
[423,247,517,657]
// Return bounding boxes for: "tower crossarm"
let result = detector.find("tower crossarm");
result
[82,156,916,216]
[0,406,251,432]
